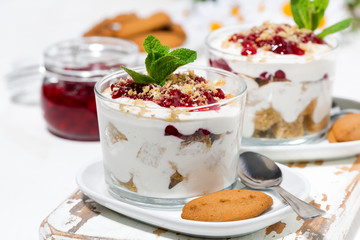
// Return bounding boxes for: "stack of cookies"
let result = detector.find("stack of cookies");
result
[84,12,186,51]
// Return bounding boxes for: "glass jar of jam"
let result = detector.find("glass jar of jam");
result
[41,37,138,141]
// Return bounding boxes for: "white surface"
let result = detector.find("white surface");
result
[1,0,360,240]
[241,138,360,162]
[0,1,171,240]
[76,161,309,238]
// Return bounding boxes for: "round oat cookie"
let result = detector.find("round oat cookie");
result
[181,189,273,222]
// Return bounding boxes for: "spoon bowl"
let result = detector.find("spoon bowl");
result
[238,151,282,189]
[238,151,325,219]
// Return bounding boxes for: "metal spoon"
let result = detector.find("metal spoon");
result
[238,151,325,219]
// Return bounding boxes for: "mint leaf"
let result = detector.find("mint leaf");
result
[310,0,328,30]
[120,66,156,84]
[169,48,197,65]
[291,0,308,29]
[121,35,197,86]
[149,49,197,86]
[318,18,352,39]
[147,55,179,84]
[143,35,170,56]
[145,52,155,75]
[144,35,171,75]
[291,0,328,30]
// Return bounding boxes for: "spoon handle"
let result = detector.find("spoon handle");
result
[273,185,325,219]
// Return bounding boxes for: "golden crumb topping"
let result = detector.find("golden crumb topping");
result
[110,70,226,108]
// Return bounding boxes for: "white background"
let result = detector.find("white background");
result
[1,0,360,239]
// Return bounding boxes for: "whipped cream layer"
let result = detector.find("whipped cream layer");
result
[96,88,245,198]
[211,36,335,82]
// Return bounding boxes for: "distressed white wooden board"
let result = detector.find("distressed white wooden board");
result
[39,155,360,240]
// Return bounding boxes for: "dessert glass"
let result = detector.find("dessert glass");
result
[95,65,247,207]
[41,37,138,141]
[206,25,338,145]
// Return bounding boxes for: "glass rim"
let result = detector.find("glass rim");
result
[205,24,339,61]
[44,36,139,77]
[94,64,247,111]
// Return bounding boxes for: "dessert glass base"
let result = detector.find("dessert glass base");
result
[242,130,327,146]
[106,170,238,209]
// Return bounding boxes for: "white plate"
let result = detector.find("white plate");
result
[76,161,310,238]
[241,97,360,162]
[240,139,360,162]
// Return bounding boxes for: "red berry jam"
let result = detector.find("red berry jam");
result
[164,125,220,145]
[110,71,226,108]
[241,41,257,56]
[41,63,121,141]
[41,80,98,140]
[255,70,289,87]
[228,22,325,56]
[41,37,138,141]
[301,33,324,44]
[209,58,232,72]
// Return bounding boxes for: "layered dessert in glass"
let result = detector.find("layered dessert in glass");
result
[41,37,138,141]
[95,65,246,206]
[206,22,338,145]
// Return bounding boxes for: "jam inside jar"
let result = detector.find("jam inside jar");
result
[41,37,138,141]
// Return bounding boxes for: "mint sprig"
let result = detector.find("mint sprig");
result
[290,0,352,38]
[121,35,197,86]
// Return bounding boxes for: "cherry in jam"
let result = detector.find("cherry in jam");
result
[255,70,288,87]
[209,58,232,72]
[164,125,220,145]
[301,33,324,44]
[241,41,257,56]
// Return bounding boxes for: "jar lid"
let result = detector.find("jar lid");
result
[44,37,139,77]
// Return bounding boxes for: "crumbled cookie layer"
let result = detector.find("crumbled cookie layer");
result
[117,174,137,192]
[253,99,328,139]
